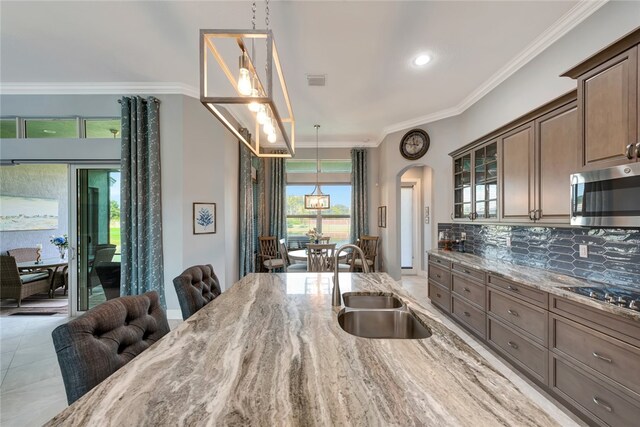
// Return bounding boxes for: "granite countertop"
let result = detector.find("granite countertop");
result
[428,250,640,322]
[47,273,565,426]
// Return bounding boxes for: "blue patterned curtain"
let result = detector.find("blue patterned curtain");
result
[119,96,165,308]
[350,148,369,243]
[269,155,287,242]
[239,139,255,277]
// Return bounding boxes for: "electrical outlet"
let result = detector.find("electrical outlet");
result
[579,244,588,258]
[461,232,467,240]
[506,237,511,247]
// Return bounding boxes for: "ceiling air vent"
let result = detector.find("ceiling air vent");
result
[307,74,326,87]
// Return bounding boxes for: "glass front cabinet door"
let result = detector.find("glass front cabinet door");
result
[453,140,499,221]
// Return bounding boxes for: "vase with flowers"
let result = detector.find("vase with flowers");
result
[50,234,69,259]
[306,228,323,244]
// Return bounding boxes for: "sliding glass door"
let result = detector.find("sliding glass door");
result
[69,165,120,314]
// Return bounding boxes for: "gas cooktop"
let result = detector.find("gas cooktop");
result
[564,286,640,311]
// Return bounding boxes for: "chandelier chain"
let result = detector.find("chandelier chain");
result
[315,124,320,188]
[251,1,256,29]
[265,0,270,29]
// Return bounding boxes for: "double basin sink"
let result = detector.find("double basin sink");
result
[338,293,431,339]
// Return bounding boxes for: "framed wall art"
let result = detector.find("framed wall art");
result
[378,206,387,228]
[193,203,216,234]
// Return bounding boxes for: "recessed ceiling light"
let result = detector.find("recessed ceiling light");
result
[413,54,431,66]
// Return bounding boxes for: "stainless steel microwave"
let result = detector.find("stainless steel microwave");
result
[570,163,640,227]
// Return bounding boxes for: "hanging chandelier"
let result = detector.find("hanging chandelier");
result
[200,0,294,158]
[305,125,330,210]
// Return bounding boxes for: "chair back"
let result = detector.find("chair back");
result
[0,255,22,285]
[52,291,170,404]
[90,246,117,287]
[358,235,379,259]
[259,236,278,259]
[319,236,331,244]
[278,239,290,267]
[7,248,38,263]
[307,243,336,272]
[172,264,221,320]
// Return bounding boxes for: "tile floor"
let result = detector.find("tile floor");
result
[0,277,584,426]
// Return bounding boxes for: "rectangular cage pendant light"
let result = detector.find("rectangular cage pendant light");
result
[200,29,295,158]
[304,192,330,210]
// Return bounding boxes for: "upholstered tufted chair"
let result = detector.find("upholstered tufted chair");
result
[173,264,222,320]
[52,291,170,405]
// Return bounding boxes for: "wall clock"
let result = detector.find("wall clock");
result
[399,129,430,160]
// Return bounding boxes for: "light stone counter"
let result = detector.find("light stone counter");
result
[48,273,564,426]
[429,250,640,322]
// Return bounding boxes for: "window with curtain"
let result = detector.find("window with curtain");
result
[286,184,352,246]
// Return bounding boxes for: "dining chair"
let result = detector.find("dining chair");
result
[259,236,285,272]
[319,236,330,244]
[279,239,306,272]
[173,264,222,320]
[0,255,53,306]
[7,247,39,263]
[52,291,170,405]
[351,235,379,272]
[307,243,336,272]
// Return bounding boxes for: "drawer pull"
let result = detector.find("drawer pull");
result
[436,293,442,298]
[592,352,612,363]
[463,269,470,274]
[436,274,441,278]
[592,397,612,413]
[507,309,519,317]
[463,287,471,293]
[507,341,519,350]
[463,311,471,317]
[507,285,519,292]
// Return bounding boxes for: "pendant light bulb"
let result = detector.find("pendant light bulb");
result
[268,132,277,143]
[256,105,267,124]
[248,88,260,112]
[263,115,274,135]
[237,54,252,96]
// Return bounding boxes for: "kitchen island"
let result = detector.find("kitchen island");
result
[48,273,565,426]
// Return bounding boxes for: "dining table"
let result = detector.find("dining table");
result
[17,257,68,288]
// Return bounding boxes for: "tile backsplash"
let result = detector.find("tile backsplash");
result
[437,223,640,289]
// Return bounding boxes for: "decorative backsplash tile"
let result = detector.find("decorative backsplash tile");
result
[437,223,640,288]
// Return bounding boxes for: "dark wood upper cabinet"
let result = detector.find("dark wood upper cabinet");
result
[562,27,640,169]
[500,123,534,222]
[534,102,578,222]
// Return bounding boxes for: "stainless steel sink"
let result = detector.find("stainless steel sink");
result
[338,308,432,339]
[342,293,404,309]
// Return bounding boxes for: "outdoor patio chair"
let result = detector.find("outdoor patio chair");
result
[0,255,53,307]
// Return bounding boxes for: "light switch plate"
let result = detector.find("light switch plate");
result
[579,244,588,258]
[506,237,511,247]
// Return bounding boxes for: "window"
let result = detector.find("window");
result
[85,118,121,138]
[286,184,351,246]
[0,119,17,138]
[286,159,352,174]
[24,118,79,138]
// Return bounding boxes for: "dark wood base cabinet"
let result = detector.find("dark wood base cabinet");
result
[427,254,640,427]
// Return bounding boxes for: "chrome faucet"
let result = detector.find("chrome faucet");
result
[333,244,370,306]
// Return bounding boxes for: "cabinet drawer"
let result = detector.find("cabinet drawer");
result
[488,289,547,346]
[452,295,486,339]
[429,255,451,270]
[551,356,640,427]
[428,264,451,288]
[452,273,485,310]
[488,274,547,308]
[552,314,640,396]
[452,263,485,282]
[428,282,450,312]
[488,318,547,384]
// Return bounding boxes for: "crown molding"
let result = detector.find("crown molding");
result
[382,0,608,137]
[0,82,200,98]
[294,140,379,149]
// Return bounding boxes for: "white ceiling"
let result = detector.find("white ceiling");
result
[0,1,604,145]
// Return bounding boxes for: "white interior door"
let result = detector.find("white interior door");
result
[401,185,415,273]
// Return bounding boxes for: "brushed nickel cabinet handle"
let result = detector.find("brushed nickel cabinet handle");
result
[463,287,471,293]
[636,142,640,158]
[508,309,519,317]
[463,269,470,274]
[626,143,634,159]
[592,397,612,412]
[507,341,519,349]
[507,285,519,292]
[436,293,441,298]
[592,352,612,363]
[463,311,471,317]
[528,210,535,221]
[535,209,542,221]
[436,274,441,278]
